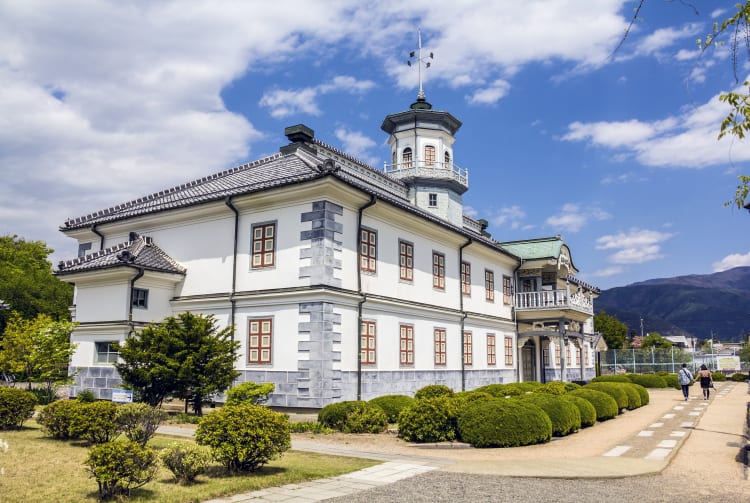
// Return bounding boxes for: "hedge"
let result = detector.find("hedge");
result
[583,383,628,410]
[627,374,668,389]
[559,394,597,427]
[568,389,619,421]
[591,375,631,383]
[616,383,643,410]
[457,399,552,447]
[516,393,581,437]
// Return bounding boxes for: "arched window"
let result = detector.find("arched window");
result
[444,151,451,167]
[424,145,435,166]
[402,147,412,168]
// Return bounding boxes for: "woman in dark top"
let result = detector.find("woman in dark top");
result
[696,364,713,400]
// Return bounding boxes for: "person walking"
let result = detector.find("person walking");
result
[696,364,714,400]
[677,363,693,401]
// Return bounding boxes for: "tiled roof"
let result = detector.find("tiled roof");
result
[56,234,186,275]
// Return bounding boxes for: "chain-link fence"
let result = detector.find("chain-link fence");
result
[599,347,747,375]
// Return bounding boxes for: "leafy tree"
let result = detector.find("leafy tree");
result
[594,311,628,349]
[0,313,76,392]
[640,332,672,350]
[0,235,73,335]
[116,312,239,414]
[739,344,750,365]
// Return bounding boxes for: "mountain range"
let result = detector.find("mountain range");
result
[594,266,750,342]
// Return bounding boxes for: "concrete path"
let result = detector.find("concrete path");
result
[157,382,749,502]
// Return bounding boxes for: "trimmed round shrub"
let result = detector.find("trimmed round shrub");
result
[591,375,631,383]
[397,397,458,443]
[195,404,290,472]
[475,384,513,397]
[159,442,212,484]
[340,402,387,433]
[368,395,414,423]
[628,374,668,389]
[516,393,581,437]
[730,372,749,382]
[0,387,37,429]
[568,389,619,421]
[560,394,597,427]
[116,403,166,446]
[616,383,643,410]
[629,383,650,406]
[711,372,727,382]
[536,382,570,395]
[452,391,494,409]
[84,440,159,499]
[583,383,628,410]
[76,389,97,403]
[661,374,680,389]
[225,382,275,405]
[414,384,454,400]
[504,382,542,394]
[38,399,84,439]
[457,399,552,447]
[76,401,120,444]
[318,401,360,430]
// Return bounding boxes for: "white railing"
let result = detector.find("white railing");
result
[383,160,468,187]
[514,289,593,314]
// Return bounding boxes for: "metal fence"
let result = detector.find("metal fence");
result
[599,348,747,375]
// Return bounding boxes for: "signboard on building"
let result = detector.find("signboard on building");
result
[111,388,133,403]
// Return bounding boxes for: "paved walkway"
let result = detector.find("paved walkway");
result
[156,382,749,502]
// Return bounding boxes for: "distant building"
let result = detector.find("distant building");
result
[56,95,600,407]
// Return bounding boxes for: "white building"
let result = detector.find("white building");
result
[56,96,601,408]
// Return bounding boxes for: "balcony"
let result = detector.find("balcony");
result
[384,160,468,189]
[514,289,593,320]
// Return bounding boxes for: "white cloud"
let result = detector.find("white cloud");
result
[334,128,377,164]
[545,203,610,233]
[259,76,375,118]
[596,228,674,264]
[590,266,625,278]
[713,251,750,271]
[561,82,750,168]
[466,79,511,105]
[489,206,526,230]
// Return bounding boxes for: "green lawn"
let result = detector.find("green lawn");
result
[0,421,378,503]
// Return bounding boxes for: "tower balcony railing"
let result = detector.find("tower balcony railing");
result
[383,160,468,187]
[514,289,594,315]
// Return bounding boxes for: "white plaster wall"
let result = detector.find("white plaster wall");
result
[234,303,301,371]
[131,281,175,323]
[70,326,128,367]
[461,250,514,319]
[74,283,129,322]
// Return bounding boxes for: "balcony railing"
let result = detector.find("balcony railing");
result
[515,289,593,315]
[383,160,468,187]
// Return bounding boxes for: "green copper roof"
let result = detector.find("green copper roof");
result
[498,236,564,260]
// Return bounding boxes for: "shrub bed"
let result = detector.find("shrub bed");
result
[630,383,650,406]
[397,397,457,443]
[583,383,628,410]
[414,384,454,400]
[474,384,512,397]
[368,395,414,423]
[591,375,631,383]
[195,404,291,473]
[0,387,37,429]
[516,393,581,436]
[627,374,668,389]
[457,399,551,447]
[536,382,579,395]
[568,389,619,421]
[616,383,643,410]
[559,394,597,427]
[730,372,749,382]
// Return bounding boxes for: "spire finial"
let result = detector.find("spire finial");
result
[407,28,433,106]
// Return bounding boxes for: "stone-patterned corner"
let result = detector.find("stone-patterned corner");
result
[69,366,123,400]
[299,201,343,287]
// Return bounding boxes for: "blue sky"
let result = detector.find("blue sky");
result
[1,0,749,290]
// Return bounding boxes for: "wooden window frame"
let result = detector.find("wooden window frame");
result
[359,228,377,273]
[463,331,473,366]
[434,328,446,366]
[131,288,148,309]
[95,342,119,364]
[432,251,445,290]
[360,320,377,365]
[504,337,513,366]
[399,324,414,366]
[502,275,512,305]
[399,240,414,281]
[485,269,495,302]
[461,261,471,297]
[555,343,561,366]
[248,318,273,364]
[428,193,437,207]
[252,222,276,269]
[424,145,436,166]
[402,147,413,168]
[487,334,496,366]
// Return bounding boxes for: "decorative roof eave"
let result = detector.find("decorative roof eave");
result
[56,234,186,276]
[567,274,600,295]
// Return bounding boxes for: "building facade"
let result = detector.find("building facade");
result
[56,98,601,408]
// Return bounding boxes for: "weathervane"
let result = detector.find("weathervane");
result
[407,28,433,102]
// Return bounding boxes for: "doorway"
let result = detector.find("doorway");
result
[521,340,536,382]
